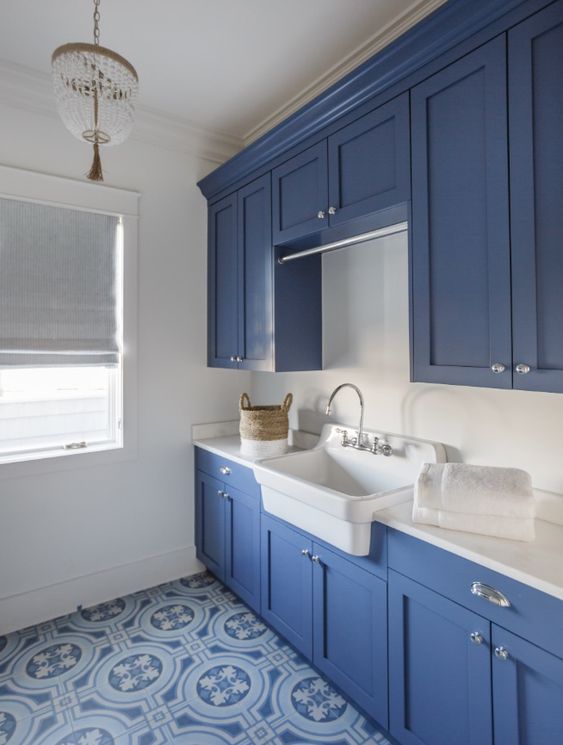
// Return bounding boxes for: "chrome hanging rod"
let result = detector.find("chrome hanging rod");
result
[277,221,408,265]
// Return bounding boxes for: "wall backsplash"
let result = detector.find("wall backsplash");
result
[250,233,563,494]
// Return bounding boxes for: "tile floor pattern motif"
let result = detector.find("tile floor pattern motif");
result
[0,572,391,745]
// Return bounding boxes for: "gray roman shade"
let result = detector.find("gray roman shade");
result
[0,197,119,367]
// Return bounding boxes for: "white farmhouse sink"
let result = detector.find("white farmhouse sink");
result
[253,424,446,556]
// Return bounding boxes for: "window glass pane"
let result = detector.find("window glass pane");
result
[0,366,119,456]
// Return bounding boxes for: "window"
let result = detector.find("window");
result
[0,188,127,464]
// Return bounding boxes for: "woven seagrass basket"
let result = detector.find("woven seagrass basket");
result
[239,392,293,457]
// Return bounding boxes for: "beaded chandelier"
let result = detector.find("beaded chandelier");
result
[52,0,139,181]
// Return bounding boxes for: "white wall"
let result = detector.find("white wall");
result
[251,233,563,495]
[0,102,250,633]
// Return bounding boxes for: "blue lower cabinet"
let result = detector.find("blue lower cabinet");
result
[225,485,260,613]
[260,514,314,658]
[492,626,563,745]
[389,570,492,745]
[312,542,388,727]
[195,470,226,581]
[195,459,261,609]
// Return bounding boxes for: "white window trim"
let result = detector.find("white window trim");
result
[0,164,139,478]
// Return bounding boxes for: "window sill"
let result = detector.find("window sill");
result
[0,438,136,479]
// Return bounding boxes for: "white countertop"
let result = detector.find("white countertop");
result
[192,424,563,602]
[376,498,563,601]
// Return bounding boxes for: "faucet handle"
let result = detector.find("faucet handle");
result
[335,427,350,446]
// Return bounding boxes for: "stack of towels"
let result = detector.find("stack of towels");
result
[413,463,536,542]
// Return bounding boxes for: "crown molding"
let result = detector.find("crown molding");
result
[0,58,243,165]
[243,0,447,145]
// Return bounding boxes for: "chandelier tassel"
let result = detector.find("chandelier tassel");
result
[87,142,104,182]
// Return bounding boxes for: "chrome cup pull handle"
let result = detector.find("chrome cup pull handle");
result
[219,466,231,476]
[471,582,511,608]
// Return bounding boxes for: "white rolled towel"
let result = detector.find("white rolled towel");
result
[413,463,535,542]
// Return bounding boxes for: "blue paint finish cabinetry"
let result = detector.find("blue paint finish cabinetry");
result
[509,0,563,393]
[208,194,238,368]
[492,626,563,745]
[328,93,409,228]
[389,570,492,745]
[312,542,388,727]
[260,513,388,725]
[272,142,328,244]
[260,514,314,658]
[195,448,261,612]
[411,37,512,388]
[272,95,410,244]
[208,175,273,371]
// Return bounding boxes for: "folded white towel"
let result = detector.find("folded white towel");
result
[415,463,535,518]
[412,505,535,542]
[413,462,536,542]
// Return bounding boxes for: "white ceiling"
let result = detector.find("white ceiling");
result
[0,0,442,144]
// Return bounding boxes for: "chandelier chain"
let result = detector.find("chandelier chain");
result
[93,0,101,46]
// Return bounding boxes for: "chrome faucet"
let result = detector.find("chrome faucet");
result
[325,383,392,456]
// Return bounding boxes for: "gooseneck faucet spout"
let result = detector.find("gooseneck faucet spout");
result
[325,383,365,447]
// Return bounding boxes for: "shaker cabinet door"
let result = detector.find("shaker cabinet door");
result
[208,194,239,368]
[237,174,273,371]
[411,37,512,388]
[389,570,492,745]
[328,93,410,226]
[509,0,563,392]
[272,142,329,244]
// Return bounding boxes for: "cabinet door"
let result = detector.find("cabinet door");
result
[237,174,273,371]
[260,515,313,658]
[224,486,260,613]
[411,37,512,388]
[492,626,563,745]
[312,543,388,727]
[328,94,410,226]
[389,570,492,745]
[195,471,226,581]
[208,193,239,368]
[272,142,328,244]
[509,1,563,393]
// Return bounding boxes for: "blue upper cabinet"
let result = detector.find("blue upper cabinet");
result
[492,626,563,745]
[208,174,273,371]
[208,193,239,368]
[411,37,512,389]
[389,570,493,745]
[272,141,329,244]
[509,1,563,393]
[237,175,273,371]
[328,93,410,227]
[272,95,410,245]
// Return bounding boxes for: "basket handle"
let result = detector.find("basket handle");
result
[240,392,252,410]
[282,392,293,412]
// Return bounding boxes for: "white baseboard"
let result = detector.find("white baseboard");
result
[0,546,205,635]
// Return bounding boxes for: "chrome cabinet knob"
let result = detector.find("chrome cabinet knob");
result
[219,466,231,476]
[223,492,231,501]
[229,355,237,362]
[311,555,321,564]
[470,631,483,645]
[217,489,225,497]
[328,206,337,215]
[236,355,243,363]
[495,646,509,661]
[301,548,310,558]
[491,363,506,374]
[515,363,531,374]
[470,582,511,608]
[317,210,326,219]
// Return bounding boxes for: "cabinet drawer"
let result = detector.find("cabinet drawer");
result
[388,529,563,659]
[195,447,260,499]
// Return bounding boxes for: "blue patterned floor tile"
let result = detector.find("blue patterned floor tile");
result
[0,572,391,745]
